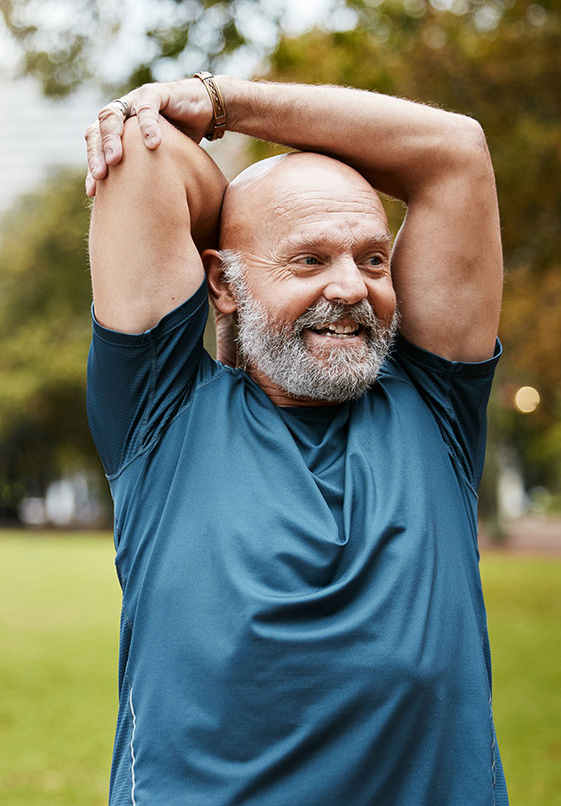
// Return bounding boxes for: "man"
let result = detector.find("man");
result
[85,74,507,805]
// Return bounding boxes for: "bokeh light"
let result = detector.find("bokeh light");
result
[514,385,541,414]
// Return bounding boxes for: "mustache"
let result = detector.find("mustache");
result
[292,299,379,333]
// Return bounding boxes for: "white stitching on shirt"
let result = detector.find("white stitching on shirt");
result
[129,687,137,805]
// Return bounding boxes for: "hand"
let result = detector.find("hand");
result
[85,78,215,196]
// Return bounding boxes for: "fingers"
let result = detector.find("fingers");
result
[134,86,165,149]
[84,83,172,195]
[84,120,106,197]
[84,96,131,182]
[84,96,132,195]
[85,171,97,198]
[97,100,127,165]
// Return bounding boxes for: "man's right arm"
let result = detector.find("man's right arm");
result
[89,115,227,334]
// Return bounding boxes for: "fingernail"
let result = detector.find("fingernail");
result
[143,129,160,148]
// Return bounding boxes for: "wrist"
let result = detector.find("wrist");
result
[193,72,228,140]
[213,75,249,134]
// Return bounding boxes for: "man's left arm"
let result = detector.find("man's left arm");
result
[216,79,502,363]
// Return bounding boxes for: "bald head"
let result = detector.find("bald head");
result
[219,152,388,252]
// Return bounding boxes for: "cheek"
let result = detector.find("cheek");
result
[369,282,397,325]
[261,281,326,324]
[243,268,306,316]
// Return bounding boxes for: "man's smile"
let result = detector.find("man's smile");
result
[305,319,364,344]
[307,318,362,337]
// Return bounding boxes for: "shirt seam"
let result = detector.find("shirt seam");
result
[91,282,209,346]
[106,364,230,481]
[396,343,501,379]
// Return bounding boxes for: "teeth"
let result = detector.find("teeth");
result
[324,322,359,335]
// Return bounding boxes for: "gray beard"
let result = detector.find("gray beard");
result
[221,252,399,403]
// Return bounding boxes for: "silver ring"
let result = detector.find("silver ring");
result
[110,98,130,119]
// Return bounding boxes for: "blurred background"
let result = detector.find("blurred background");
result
[0,0,559,804]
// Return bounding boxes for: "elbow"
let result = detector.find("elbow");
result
[405,113,495,200]
[455,114,487,147]
[448,114,493,174]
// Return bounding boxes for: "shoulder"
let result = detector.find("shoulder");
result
[382,334,502,381]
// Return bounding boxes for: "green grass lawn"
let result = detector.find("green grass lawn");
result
[0,532,559,805]
[481,552,561,806]
[0,532,120,806]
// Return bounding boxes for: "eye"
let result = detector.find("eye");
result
[368,255,383,267]
[303,256,319,265]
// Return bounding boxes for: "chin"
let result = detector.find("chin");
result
[274,356,383,403]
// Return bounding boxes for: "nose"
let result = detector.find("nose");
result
[322,259,368,306]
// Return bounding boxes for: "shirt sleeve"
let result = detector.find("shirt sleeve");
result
[87,278,209,478]
[392,335,502,492]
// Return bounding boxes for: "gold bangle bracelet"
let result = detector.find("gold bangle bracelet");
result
[193,71,227,141]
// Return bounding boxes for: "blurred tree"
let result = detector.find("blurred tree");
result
[0,170,100,519]
[253,0,560,269]
[0,0,284,97]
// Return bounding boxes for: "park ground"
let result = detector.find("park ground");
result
[0,523,560,806]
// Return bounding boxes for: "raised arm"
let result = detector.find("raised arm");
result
[87,77,502,358]
[222,80,502,362]
[89,114,227,334]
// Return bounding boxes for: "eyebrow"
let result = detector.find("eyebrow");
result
[280,232,393,253]
[367,233,393,245]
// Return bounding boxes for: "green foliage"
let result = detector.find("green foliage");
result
[258,1,560,272]
[0,0,282,97]
[0,171,99,516]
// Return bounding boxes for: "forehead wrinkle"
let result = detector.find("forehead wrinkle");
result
[268,202,390,248]
[270,188,383,219]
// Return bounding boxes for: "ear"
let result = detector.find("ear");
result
[202,249,238,315]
